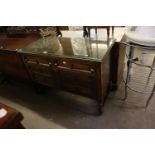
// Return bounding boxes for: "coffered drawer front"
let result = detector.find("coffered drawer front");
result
[55,59,96,70]
[27,62,52,75]
[61,83,97,98]
[76,86,97,98]
[59,69,97,89]
[31,73,58,87]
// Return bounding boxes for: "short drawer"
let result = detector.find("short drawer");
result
[73,62,96,73]
[57,59,72,69]
[27,62,52,75]
[23,54,52,65]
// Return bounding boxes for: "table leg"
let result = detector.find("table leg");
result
[145,84,155,108]
[147,56,155,84]
[83,26,89,37]
[97,101,103,115]
[88,27,91,37]
[124,46,134,100]
[107,27,110,38]
[112,26,114,36]
[95,27,97,36]
[55,26,62,37]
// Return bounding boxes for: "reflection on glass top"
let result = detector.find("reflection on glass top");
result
[18,36,115,61]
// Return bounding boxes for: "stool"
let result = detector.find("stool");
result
[0,103,24,129]
[83,26,112,38]
[121,42,155,108]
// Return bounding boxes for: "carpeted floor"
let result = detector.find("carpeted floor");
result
[0,75,155,129]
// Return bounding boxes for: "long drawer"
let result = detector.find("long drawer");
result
[22,54,98,73]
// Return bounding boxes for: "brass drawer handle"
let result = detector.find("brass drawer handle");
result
[90,68,95,73]
[62,61,67,65]
[39,62,51,67]
[27,60,37,64]
[54,62,58,66]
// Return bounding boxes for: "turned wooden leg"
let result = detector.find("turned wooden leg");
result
[83,26,89,37]
[88,27,91,37]
[112,26,114,36]
[55,26,62,37]
[123,46,134,101]
[107,27,110,38]
[145,84,155,109]
[95,27,97,36]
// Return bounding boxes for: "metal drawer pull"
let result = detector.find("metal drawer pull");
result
[90,68,95,73]
[54,62,58,66]
[39,62,51,67]
[27,60,37,64]
[62,61,67,65]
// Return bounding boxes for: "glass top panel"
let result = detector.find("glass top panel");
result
[18,36,115,61]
